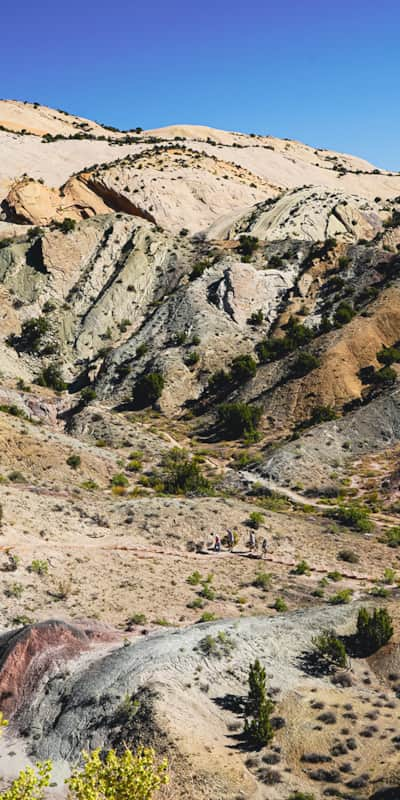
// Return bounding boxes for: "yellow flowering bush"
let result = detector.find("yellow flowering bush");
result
[0,713,168,800]
[66,747,169,800]
[0,762,52,800]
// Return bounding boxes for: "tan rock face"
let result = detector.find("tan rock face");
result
[4,177,109,225]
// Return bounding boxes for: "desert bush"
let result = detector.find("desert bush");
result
[127,613,147,626]
[198,611,217,623]
[273,597,288,612]
[230,354,257,383]
[312,629,347,668]
[334,301,354,325]
[29,559,48,576]
[0,760,52,800]
[356,607,393,654]
[329,589,353,604]
[198,631,235,658]
[238,234,259,257]
[80,387,97,405]
[217,402,262,439]
[111,473,129,488]
[248,309,264,326]
[377,346,400,366]
[185,351,200,367]
[252,571,272,591]
[66,747,168,800]
[372,365,397,386]
[187,570,202,586]
[36,363,66,391]
[248,511,265,529]
[256,318,313,364]
[327,570,343,582]
[290,352,320,378]
[17,316,50,353]
[66,454,81,470]
[156,448,211,495]
[382,526,400,547]
[244,658,274,747]
[134,372,164,406]
[55,217,76,233]
[329,503,373,532]
[293,560,311,576]
[337,548,359,563]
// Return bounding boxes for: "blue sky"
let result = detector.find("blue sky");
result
[2,0,399,168]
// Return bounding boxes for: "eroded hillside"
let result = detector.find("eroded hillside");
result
[0,102,399,800]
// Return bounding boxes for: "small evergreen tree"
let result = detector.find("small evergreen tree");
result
[244,659,274,747]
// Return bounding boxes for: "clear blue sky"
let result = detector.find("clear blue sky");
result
[2,0,400,168]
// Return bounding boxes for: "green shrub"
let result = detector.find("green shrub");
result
[383,526,400,547]
[66,454,81,470]
[217,402,262,439]
[377,346,400,366]
[334,302,354,325]
[248,511,265,529]
[256,318,314,364]
[18,317,50,353]
[330,504,373,532]
[134,372,164,406]
[0,404,27,419]
[156,448,211,495]
[337,548,359,563]
[230,354,257,383]
[111,473,129,487]
[55,217,76,233]
[290,352,320,378]
[372,366,397,386]
[238,234,259,257]
[329,588,353,604]
[356,607,393,654]
[273,597,288,612]
[309,405,338,425]
[29,559,48,576]
[208,369,230,394]
[327,570,343,582]
[288,794,315,800]
[189,260,209,280]
[244,659,274,746]
[312,629,347,668]
[36,363,66,392]
[66,746,168,800]
[185,351,200,367]
[187,570,202,586]
[252,571,272,591]
[293,560,311,576]
[135,343,148,358]
[198,631,235,658]
[248,309,264,326]
[127,613,147,626]
[80,387,97,405]
[198,611,217,623]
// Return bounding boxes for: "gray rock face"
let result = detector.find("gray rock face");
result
[256,388,400,491]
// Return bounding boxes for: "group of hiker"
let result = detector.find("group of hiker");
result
[213,529,268,557]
